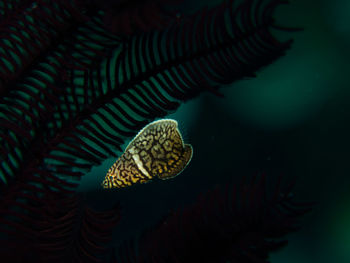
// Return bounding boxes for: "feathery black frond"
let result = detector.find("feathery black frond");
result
[86,0,184,35]
[40,0,292,186]
[0,0,298,261]
[115,175,312,263]
[0,192,121,263]
[0,0,121,188]
[1,0,293,193]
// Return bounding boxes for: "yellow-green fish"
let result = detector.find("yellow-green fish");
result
[102,119,192,189]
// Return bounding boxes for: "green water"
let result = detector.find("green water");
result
[77,0,350,262]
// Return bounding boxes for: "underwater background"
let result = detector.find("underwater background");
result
[77,0,350,262]
[1,0,350,262]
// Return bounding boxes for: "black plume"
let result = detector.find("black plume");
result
[115,175,313,262]
[0,0,293,192]
[47,0,293,186]
[85,0,184,35]
[0,0,297,261]
[0,191,121,262]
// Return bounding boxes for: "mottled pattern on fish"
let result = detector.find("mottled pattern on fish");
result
[102,119,192,189]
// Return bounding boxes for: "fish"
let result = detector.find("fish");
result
[102,119,192,189]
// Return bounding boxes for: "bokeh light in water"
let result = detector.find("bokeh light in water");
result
[218,0,344,131]
[221,47,339,130]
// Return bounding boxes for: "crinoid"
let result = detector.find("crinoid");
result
[115,175,313,263]
[84,0,184,35]
[0,190,121,262]
[0,0,301,261]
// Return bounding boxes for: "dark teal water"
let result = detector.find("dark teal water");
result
[78,0,350,262]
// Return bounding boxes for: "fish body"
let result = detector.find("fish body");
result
[102,119,192,189]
